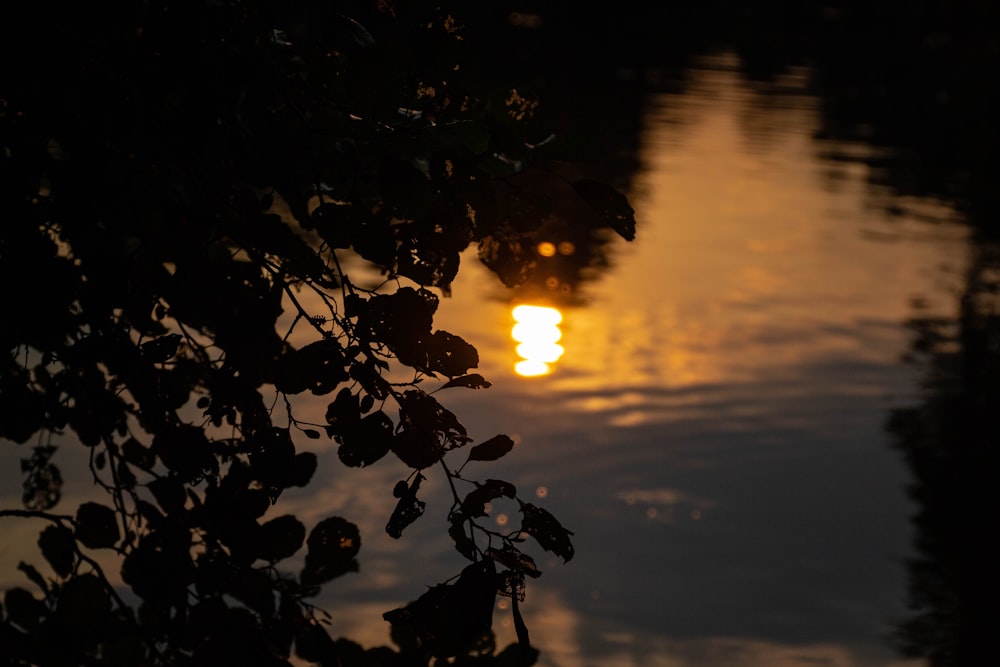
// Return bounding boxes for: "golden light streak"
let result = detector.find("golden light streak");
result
[512,305,563,325]
[511,304,565,376]
[516,341,565,363]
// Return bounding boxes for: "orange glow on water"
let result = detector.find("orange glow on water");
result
[537,241,557,257]
[512,305,565,376]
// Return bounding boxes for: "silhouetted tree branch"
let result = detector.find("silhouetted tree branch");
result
[1,0,635,664]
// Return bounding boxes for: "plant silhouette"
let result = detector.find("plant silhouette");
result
[887,244,1000,667]
[0,1,634,665]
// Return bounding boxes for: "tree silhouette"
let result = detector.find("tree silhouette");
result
[887,243,1000,667]
[0,1,633,664]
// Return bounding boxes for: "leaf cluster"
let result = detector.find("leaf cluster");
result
[0,0,628,664]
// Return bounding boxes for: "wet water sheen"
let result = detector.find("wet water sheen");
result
[0,54,969,667]
[397,55,965,666]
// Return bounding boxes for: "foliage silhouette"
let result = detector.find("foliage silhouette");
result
[0,1,635,664]
[887,243,1000,667]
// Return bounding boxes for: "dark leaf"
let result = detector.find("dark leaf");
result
[38,525,76,578]
[151,425,217,483]
[424,330,480,378]
[186,606,269,664]
[148,476,187,513]
[135,500,164,527]
[533,131,606,162]
[337,12,376,47]
[337,411,393,467]
[499,569,526,602]
[21,445,62,511]
[461,479,517,518]
[324,387,360,434]
[519,503,574,562]
[425,120,491,155]
[383,560,497,658]
[288,452,318,487]
[140,334,183,363]
[495,640,540,666]
[295,622,339,663]
[448,514,477,561]
[4,587,46,631]
[396,235,461,291]
[122,537,194,606]
[227,569,276,619]
[121,437,155,471]
[257,515,306,562]
[54,573,112,644]
[477,235,538,288]
[511,594,533,657]
[313,203,356,249]
[248,427,296,491]
[485,546,541,579]
[116,457,136,486]
[367,287,438,341]
[391,428,445,469]
[302,428,321,440]
[467,434,515,462]
[75,502,120,549]
[397,390,467,444]
[441,373,492,390]
[276,339,349,395]
[348,358,391,401]
[16,562,49,595]
[343,293,365,319]
[571,179,636,241]
[300,516,361,586]
[386,474,426,539]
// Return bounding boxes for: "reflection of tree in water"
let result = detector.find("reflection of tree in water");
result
[721,0,1000,232]
[477,167,634,306]
[481,2,1000,660]
[887,243,999,666]
[513,2,999,661]
[749,7,1000,663]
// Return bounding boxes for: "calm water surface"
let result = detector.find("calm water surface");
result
[0,55,970,666]
[404,56,966,666]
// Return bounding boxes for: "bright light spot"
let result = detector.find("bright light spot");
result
[535,486,548,498]
[512,305,562,325]
[512,322,562,344]
[512,305,565,376]
[515,359,550,376]
[537,241,557,257]
[516,342,564,363]
[496,513,509,526]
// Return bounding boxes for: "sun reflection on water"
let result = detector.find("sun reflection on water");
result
[511,304,565,376]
